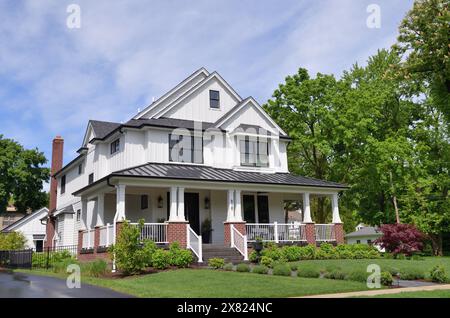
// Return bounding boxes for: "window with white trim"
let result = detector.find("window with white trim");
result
[209,90,220,109]
[110,138,120,154]
[169,134,203,164]
[239,136,269,167]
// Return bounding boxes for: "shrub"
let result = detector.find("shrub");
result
[249,250,259,263]
[252,265,269,274]
[299,244,317,260]
[296,267,320,278]
[346,270,368,283]
[109,220,156,275]
[410,254,423,261]
[261,246,285,261]
[399,268,425,280]
[381,271,394,286]
[324,270,347,280]
[208,258,225,269]
[429,265,448,283]
[281,245,302,262]
[396,253,406,260]
[384,265,400,276]
[0,232,26,250]
[272,264,291,276]
[52,258,78,273]
[223,263,234,271]
[236,263,250,272]
[81,259,108,277]
[289,263,298,271]
[375,223,425,256]
[260,256,274,268]
[168,242,193,268]
[151,249,170,270]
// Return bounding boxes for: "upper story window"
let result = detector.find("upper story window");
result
[209,90,220,109]
[78,163,83,175]
[110,138,120,154]
[239,136,269,167]
[61,175,66,194]
[88,173,94,185]
[169,134,203,164]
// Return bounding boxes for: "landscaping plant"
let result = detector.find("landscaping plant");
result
[252,265,269,274]
[236,263,250,272]
[375,223,425,256]
[429,265,448,283]
[380,271,394,286]
[168,242,193,268]
[272,264,291,276]
[296,267,321,278]
[151,249,171,270]
[223,263,234,271]
[0,232,26,250]
[208,257,225,269]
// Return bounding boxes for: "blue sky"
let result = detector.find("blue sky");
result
[0,0,414,181]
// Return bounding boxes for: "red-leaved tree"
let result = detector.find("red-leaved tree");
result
[374,224,425,255]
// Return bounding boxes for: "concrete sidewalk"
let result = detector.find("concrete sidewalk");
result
[297,284,450,298]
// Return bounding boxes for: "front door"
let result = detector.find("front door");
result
[184,192,200,234]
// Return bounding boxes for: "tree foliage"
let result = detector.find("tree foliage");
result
[0,135,49,213]
[0,231,27,250]
[374,223,425,256]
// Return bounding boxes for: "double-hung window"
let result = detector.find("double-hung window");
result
[110,139,120,154]
[169,134,203,164]
[209,90,220,109]
[239,136,269,167]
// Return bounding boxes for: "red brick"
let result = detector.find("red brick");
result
[167,222,188,248]
[224,222,246,246]
[334,223,345,245]
[304,223,316,245]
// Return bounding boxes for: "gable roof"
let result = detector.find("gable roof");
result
[213,97,288,136]
[345,226,382,238]
[134,67,210,119]
[152,71,243,119]
[1,207,49,232]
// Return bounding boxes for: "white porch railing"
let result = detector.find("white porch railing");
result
[231,224,248,260]
[82,228,95,248]
[187,225,202,263]
[315,224,336,242]
[99,223,114,247]
[246,222,307,243]
[130,223,168,243]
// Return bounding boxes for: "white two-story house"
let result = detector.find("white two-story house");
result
[46,68,347,262]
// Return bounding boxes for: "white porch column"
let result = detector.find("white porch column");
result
[226,189,235,222]
[331,193,342,223]
[81,197,88,230]
[116,184,126,221]
[169,186,178,221]
[234,190,243,221]
[177,187,185,221]
[95,193,105,227]
[302,192,312,223]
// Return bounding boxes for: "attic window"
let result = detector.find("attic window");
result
[209,90,220,109]
[110,139,120,154]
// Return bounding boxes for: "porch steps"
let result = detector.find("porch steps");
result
[200,244,245,265]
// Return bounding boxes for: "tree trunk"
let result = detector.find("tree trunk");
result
[316,197,326,224]
[429,233,443,256]
[389,171,401,224]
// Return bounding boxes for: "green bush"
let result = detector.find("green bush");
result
[383,265,400,276]
[273,264,292,276]
[208,258,225,269]
[252,265,269,274]
[396,253,406,260]
[289,263,298,271]
[109,220,156,275]
[236,263,250,272]
[381,271,394,286]
[260,256,274,268]
[345,270,368,282]
[151,249,170,270]
[297,267,321,278]
[168,242,193,268]
[316,243,337,259]
[324,270,347,280]
[410,254,423,261]
[261,246,285,261]
[281,245,302,262]
[81,259,108,277]
[223,263,234,271]
[0,232,26,250]
[52,258,78,273]
[429,265,448,283]
[249,250,259,263]
[399,268,425,280]
[299,244,317,260]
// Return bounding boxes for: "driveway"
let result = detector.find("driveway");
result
[0,271,133,298]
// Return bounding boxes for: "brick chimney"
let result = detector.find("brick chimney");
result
[45,136,64,248]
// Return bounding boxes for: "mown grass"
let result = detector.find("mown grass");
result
[16,268,369,298]
[362,289,450,298]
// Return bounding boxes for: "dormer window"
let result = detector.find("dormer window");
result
[240,136,269,167]
[110,139,120,154]
[209,90,220,109]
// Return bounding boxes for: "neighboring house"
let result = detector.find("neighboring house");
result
[2,207,48,251]
[46,68,348,262]
[0,205,25,230]
[345,224,384,252]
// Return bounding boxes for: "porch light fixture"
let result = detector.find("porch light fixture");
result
[204,197,210,210]
[157,196,163,208]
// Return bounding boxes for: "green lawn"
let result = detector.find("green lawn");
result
[291,257,450,279]
[17,268,369,298]
[363,289,450,298]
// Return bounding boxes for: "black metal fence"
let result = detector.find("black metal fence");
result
[0,245,78,270]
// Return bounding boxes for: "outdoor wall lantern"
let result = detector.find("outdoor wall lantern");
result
[204,197,210,210]
[157,195,163,208]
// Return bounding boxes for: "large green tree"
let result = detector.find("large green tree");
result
[393,0,450,120]
[0,135,49,213]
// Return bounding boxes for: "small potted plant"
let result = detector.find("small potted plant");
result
[253,236,264,253]
[201,218,213,244]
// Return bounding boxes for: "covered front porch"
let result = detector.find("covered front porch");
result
[76,176,345,262]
